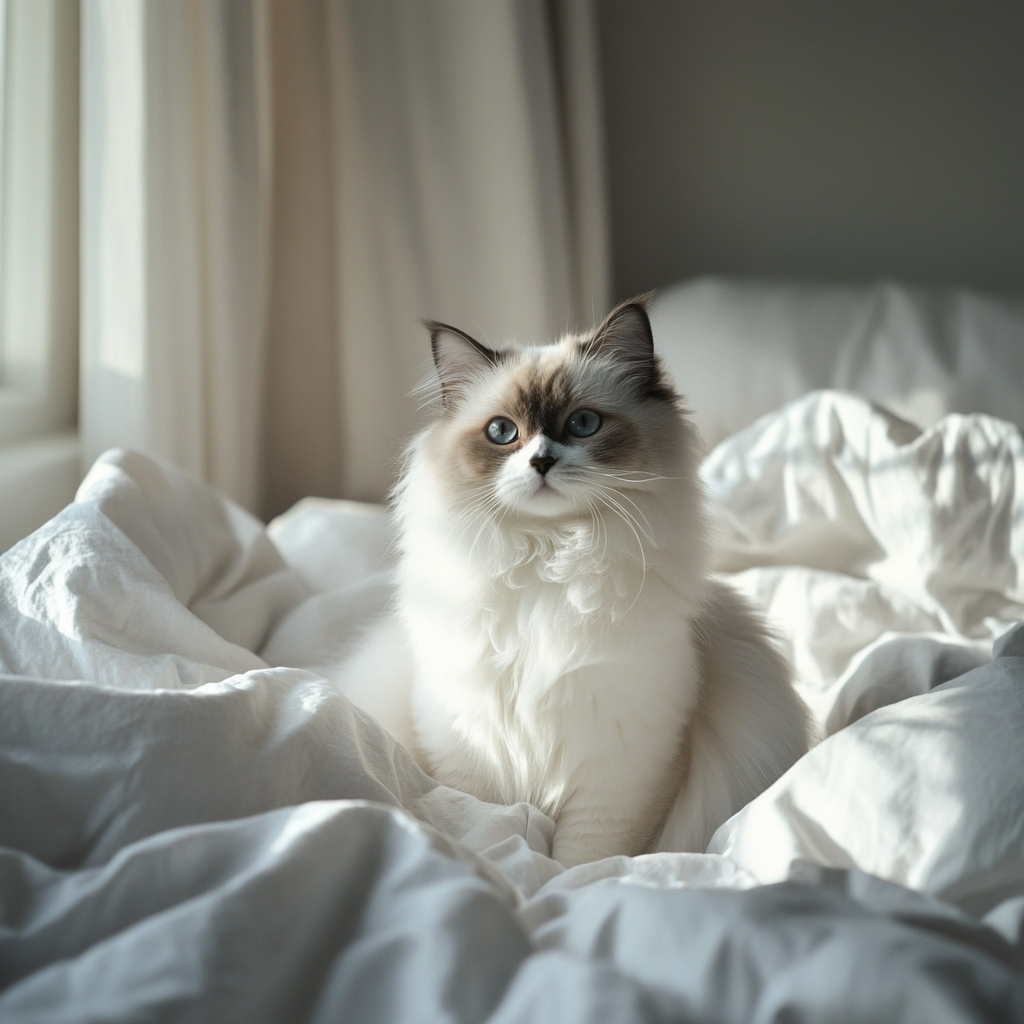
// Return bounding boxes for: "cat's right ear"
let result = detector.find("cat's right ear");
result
[583,294,656,377]
[425,321,501,408]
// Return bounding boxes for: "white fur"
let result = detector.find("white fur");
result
[332,326,810,866]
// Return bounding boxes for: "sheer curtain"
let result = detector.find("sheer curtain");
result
[81,0,271,512]
[82,0,609,517]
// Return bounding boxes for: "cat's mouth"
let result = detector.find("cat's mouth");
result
[496,466,577,517]
[521,475,574,515]
[532,476,561,497]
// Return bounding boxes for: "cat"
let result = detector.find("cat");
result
[334,295,810,867]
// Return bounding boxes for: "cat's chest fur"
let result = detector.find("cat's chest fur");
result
[398,500,703,819]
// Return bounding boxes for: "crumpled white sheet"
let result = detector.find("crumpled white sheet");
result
[704,389,1024,729]
[3,391,1024,1021]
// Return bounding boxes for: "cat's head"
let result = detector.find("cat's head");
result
[417,296,695,521]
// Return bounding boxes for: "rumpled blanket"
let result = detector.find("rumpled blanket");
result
[2,390,1024,1022]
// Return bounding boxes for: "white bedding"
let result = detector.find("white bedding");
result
[3,390,1024,1021]
[651,278,1024,449]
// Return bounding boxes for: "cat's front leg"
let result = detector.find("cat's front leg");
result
[550,760,680,867]
[546,656,695,867]
[551,819,633,867]
[551,799,661,867]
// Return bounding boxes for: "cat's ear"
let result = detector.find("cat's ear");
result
[425,320,501,407]
[583,293,658,391]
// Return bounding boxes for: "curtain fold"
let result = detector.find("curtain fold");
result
[550,0,612,330]
[273,0,611,508]
[83,0,609,516]
[261,0,340,517]
[81,0,270,512]
[327,0,583,502]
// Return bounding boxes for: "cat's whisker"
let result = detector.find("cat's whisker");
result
[592,490,647,608]
[495,501,512,536]
[578,474,657,542]
[450,494,494,533]
[447,484,491,517]
[593,492,652,613]
[609,489,656,542]
[576,492,599,556]
[446,499,487,534]
[443,501,487,543]
[466,492,508,561]
[586,471,684,484]
[587,488,642,547]
[411,373,444,412]
[448,508,499,557]
[583,495,609,564]
[598,498,649,557]
[446,485,498,536]
[589,483,655,545]
[591,495,610,563]
[574,467,673,516]
[572,472,665,541]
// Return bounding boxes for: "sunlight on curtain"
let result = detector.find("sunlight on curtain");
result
[81,0,270,512]
[81,0,608,517]
[90,0,144,380]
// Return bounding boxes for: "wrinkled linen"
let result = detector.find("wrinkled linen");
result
[3,391,1024,1021]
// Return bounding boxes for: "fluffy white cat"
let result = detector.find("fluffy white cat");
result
[335,296,810,867]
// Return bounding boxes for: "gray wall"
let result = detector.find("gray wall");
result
[598,1,1024,300]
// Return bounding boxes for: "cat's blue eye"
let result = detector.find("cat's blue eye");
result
[486,416,519,445]
[566,409,601,438]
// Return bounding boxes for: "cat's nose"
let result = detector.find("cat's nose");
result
[529,453,557,477]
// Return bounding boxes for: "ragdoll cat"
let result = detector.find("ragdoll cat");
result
[335,296,810,867]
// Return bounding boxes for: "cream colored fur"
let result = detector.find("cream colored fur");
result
[331,299,810,866]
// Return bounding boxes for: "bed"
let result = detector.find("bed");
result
[3,278,1024,1022]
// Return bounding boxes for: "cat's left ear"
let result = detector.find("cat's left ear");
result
[583,293,658,391]
[425,320,501,408]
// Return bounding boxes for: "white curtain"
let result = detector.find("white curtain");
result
[81,0,271,512]
[324,0,611,503]
[82,0,609,515]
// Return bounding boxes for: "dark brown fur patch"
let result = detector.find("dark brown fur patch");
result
[509,362,577,438]
[647,356,680,404]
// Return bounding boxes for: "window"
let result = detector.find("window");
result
[0,0,80,552]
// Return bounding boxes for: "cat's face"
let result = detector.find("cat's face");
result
[420,299,690,521]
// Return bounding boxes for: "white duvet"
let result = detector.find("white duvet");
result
[2,390,1024,1022]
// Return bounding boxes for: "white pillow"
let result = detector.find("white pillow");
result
[651,277,1024,450]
